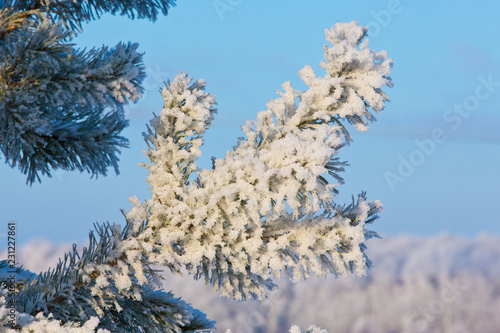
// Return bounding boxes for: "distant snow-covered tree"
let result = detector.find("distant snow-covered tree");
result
[0,0,176,185]
[0,21,393,332]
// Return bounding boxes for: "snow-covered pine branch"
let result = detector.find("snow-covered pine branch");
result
[122,20,393,300]
[0,221,215,332]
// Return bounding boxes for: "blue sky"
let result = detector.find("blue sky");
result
[2,0,500,246]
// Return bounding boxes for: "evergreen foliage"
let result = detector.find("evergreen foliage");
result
[0,222,214,332]
[0,0,176,184]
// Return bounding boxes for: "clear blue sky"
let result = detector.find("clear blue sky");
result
[2,0,500,246]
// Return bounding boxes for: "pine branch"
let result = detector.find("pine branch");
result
[124,21,393,300]
[0,9,146,184]
[0,221,215,332]
[0,0,177,185]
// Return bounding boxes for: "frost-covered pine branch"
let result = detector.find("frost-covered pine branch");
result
[0,0,176,185]
[1,21,393,332]
[121,20,393,300]
[0,221,214,332]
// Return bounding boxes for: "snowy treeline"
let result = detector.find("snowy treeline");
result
[7,234,499,333]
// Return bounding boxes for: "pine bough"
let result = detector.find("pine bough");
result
[0,21,393,332]
[0,0,176,184]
